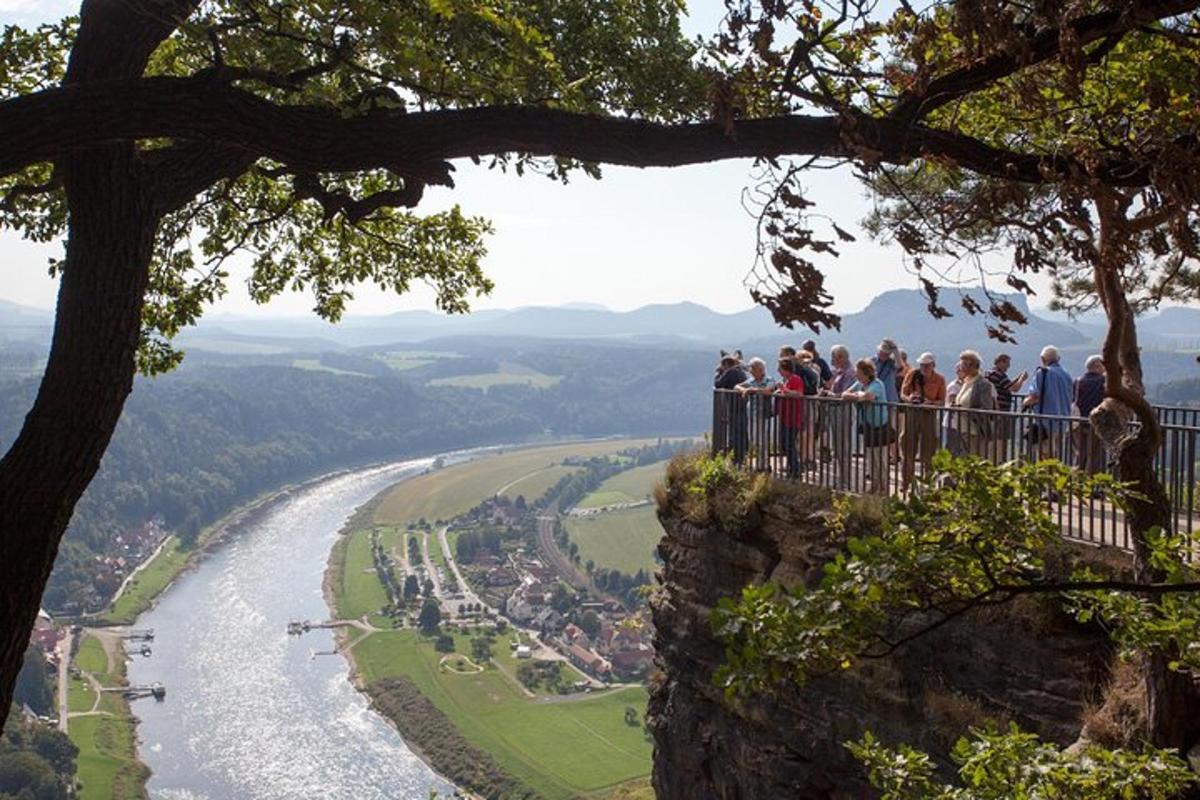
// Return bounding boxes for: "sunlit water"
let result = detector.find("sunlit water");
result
[128,458,461,800]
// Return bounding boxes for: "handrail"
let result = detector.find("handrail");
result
[711,389,1199,554]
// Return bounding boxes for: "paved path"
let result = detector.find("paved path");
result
[438,526,491,615]
[419,531,446,610]
[494,465,557,498]
[394,530,411,576]
[56,628,74,733]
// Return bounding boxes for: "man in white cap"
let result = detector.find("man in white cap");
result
[899,351,946,492]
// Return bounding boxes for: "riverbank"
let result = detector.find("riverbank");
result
[324,441,659,800]
[95,459,420,626]
[66,631,148,800]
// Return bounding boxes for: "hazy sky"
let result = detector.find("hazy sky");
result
[0,0,1027,318]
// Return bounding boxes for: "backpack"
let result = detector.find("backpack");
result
[799,364,820,396]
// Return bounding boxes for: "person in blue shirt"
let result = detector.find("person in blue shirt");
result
[871,338,901,404]
[843,358,892,495]
[1023,345,1074,461]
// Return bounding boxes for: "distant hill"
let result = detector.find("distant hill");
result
[0,299,52,343]
[3,289,1193,379]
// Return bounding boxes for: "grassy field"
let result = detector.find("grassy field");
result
[333,528,389,620]
[429,361,562,390]
[498,464,580,502]
[576,460,669,509]
[565,506,664,576]
[376,350,452,372]
[373,439,658,527]
[332,439,663,796]
[68,635,148,800]
[352,630,651,799]
[291,358,371,377]
[99,538,188,625]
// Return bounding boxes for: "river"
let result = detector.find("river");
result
[127,458,457,800]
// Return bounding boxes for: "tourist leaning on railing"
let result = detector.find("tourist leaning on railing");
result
[823,345,858,482]
[1073,355,1107,476]
[737,357,777,472]
[953,350,998,459]
[843,358,893,496]
[899,352,946,492]
[714,353,749,465]
[943,361,967,456]
[775,358,807,477]
[1023,345,1074,462]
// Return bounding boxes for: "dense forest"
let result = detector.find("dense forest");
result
[0,340,712,613]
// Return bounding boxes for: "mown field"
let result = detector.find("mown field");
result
[336,440,663,797]
[428,361,561,390]
[99,538,187,625]
[373,439,659,526]
[565,506,664,576]
[498,464,580,502]
[68,634,148,800]
[352,630,651,799]
[575,460,669,509]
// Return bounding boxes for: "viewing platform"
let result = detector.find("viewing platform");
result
[712,389,1199,551]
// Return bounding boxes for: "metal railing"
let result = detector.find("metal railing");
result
[712,389,1199,551]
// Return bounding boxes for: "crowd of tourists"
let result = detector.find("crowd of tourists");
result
[713,338,1110,496]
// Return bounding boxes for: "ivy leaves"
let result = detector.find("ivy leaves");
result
[713,451,1116,695]
[848,727,1196,800]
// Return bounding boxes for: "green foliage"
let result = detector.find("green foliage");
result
[418,597,443,633]
[712,451,1115,695]
[847,727,1196,800]
[0,714,76,800]
[434,634,456,653]
[13,647,54,717]
[1067,529,1200,673]
[1,0,707,373]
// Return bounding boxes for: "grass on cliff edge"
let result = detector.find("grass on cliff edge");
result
[69,634,147,800]
[352,630,651,799]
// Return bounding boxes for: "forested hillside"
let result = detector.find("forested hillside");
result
[0,342,710,613]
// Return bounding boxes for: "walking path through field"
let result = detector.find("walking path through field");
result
[419,531,446,610]
[56,628,74,732]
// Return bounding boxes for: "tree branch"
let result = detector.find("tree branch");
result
[0,76,1189,189]
[888,0,1200,125]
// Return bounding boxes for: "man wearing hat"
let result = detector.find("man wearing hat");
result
[899,351,946,492]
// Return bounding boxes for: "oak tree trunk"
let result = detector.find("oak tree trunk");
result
[1093,201,1200,758]
[0,0,187,730]
[0,146,155,729]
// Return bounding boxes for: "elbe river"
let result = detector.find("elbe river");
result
[127,457,461,799]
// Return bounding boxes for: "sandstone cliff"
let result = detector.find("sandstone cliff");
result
[647,461,1117,799]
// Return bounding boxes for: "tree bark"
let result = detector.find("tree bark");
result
[1093,197,1200,757]
[0,0,183,731]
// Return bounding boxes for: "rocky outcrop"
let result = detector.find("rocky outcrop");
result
[648,473,1114,799]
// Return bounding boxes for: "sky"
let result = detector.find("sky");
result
[0,0,1028,319]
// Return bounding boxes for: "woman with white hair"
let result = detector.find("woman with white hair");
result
[737,357,777,471]
[954,350,998,457]
[823,345,856,487]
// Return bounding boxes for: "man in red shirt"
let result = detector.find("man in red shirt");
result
[899,352,947,492]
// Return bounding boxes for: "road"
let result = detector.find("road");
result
[418,530,445,610]
[437,526,491,614]
[56,628,74,732]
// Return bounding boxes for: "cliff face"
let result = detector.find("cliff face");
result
[647,475,1114,800]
